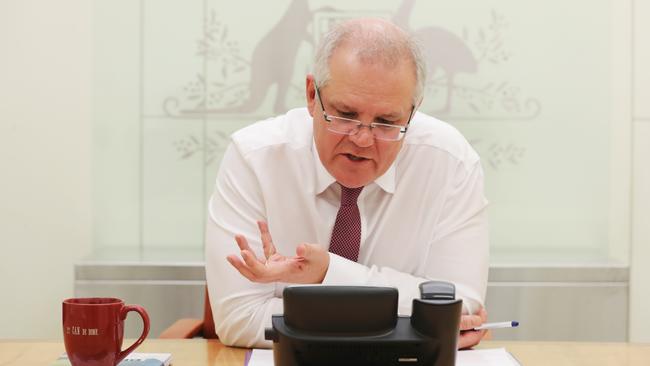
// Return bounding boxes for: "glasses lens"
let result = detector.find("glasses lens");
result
[328,117,359,134]
[372,124,402,141]
[326,117,404,141]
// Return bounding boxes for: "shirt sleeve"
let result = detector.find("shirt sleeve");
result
[322,160,489,316]
[205,143,280,348]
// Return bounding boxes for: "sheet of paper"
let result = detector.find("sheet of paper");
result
[457,348,521,366]
[248,348,520,366]
[248,349,273,366]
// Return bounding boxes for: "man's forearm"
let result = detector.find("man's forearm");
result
[210,286,282,348]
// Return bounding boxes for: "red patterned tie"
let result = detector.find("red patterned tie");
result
[329,185,364,262]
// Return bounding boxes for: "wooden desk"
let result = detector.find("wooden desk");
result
[1,339,649,365]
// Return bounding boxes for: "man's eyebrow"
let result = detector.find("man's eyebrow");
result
[377,112,401,120]
[328,99,355,112]
[328,99,405,119]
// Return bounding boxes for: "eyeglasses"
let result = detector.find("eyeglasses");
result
[314,84,414,142]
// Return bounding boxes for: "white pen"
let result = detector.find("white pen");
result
[473,321,519,331]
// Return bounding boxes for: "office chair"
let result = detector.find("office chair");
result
[159,286,218,339]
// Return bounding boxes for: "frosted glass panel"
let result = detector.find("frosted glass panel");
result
[93,0,623,263]
[142,118,204,247]
[93,0,141,247]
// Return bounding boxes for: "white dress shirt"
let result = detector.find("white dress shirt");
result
[205,107,489,348]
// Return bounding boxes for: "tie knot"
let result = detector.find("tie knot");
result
[340,186,363,206]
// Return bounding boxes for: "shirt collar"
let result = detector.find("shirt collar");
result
[311,139,396,195]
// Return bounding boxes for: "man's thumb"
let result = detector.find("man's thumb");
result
[296,243,319,258]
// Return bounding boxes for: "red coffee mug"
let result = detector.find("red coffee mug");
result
[62,298,150,366]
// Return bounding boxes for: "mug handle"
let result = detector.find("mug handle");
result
[116,305,150,365]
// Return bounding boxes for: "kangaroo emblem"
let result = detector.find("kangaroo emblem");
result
[212,0,312,114]
[393,0,477,114]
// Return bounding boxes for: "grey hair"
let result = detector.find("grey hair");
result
[313,18,427,106]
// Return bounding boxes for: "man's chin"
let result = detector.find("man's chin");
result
[328,161,378,188]
[334,174,373,189]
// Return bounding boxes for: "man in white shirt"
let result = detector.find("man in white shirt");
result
[205,18,489,349]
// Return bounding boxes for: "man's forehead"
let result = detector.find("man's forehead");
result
[325,95,407,118]
[322,79,414,113]
[326,51,416,97]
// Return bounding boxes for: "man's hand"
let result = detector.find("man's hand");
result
[458,307,489,349]
[226,221,330,284]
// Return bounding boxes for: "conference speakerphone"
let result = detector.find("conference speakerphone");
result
[265,281,462,366]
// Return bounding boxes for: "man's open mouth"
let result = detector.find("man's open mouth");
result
[345,153,368,162]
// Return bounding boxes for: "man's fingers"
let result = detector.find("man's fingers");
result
[230,230,327,285]
[296,243,322,259]
[227,252,276,283]
[226,255,257,281]
[241,250,264,269]
[258,221,277,258]
[483,329,493,340]
[458,329,486,349]
[457,310,488,349]
[235,234,265,265]
[478,307,488,322]
[459,314,484,331]
[295,243,308,258]
[235,234,253,252]
[242,250,285,282]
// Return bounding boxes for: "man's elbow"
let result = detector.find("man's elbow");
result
[215,316,273,348]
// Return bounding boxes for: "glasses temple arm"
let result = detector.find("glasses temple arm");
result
[314,84,331,122]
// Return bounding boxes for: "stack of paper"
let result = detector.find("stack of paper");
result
[458,348,521,366]
[52,353,172,366]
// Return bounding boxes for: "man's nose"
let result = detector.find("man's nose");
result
[348,125,374,147]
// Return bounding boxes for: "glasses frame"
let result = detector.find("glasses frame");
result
[314,84,415,142]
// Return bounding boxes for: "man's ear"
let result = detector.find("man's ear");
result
[305,74,316,117]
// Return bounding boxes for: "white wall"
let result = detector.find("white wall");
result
[629,0,650,343]
[0,0,93,338]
